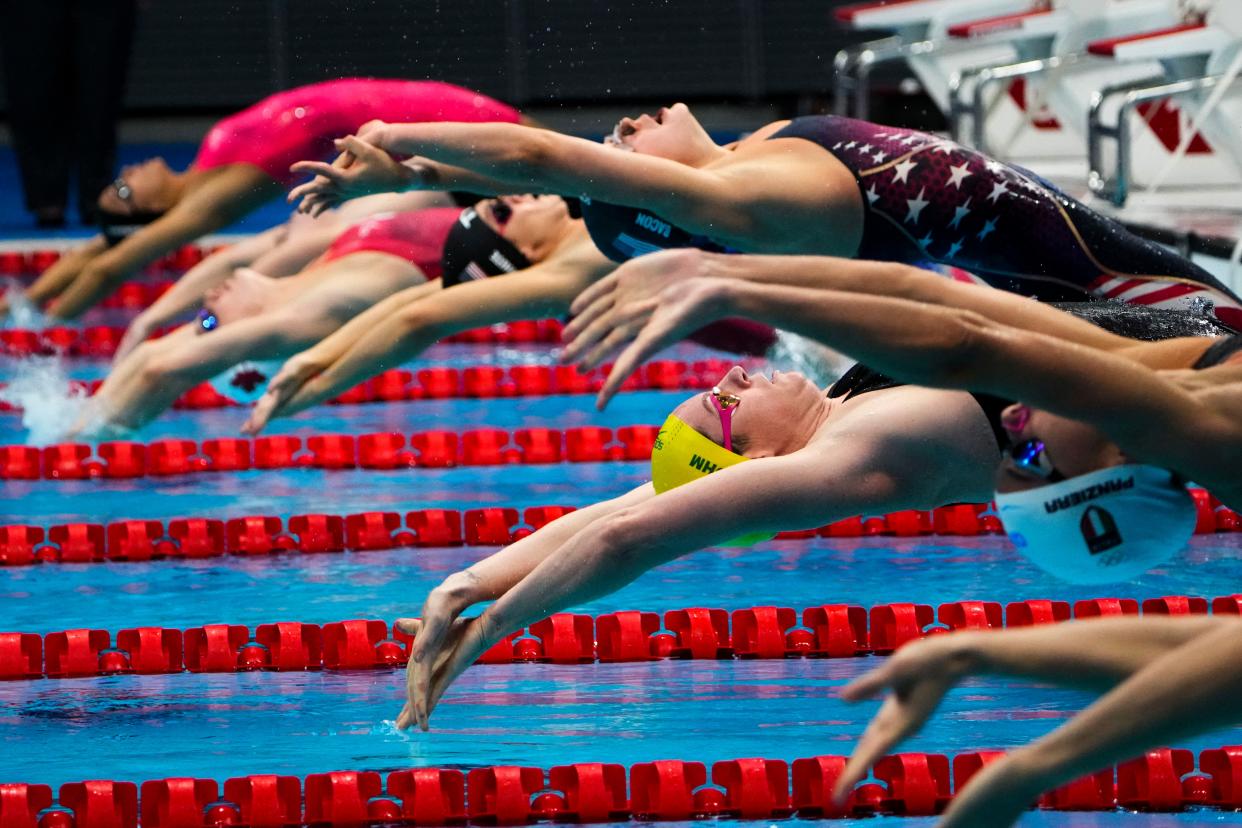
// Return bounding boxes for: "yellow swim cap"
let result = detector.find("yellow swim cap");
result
[650,413,774,546]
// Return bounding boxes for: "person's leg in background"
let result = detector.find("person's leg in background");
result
[70,0,137,226]
[0,0,73,227]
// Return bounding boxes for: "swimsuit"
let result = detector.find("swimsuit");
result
[770,116,1242,328]
[1193,334,1242,368]
[193,79,521,186]
[319,207,461,277]
[579,115,1242,329]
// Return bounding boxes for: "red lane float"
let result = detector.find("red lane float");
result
[0,357,755,413]
[7,745,1242,827]
[7,594,1242,681]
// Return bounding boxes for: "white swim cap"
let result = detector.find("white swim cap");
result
[207,360,284,404]
[995,464,1196,584]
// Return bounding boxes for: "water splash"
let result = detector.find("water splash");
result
[1,282,49,330]
[0,356,93,446]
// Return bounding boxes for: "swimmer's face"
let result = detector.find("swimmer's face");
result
[478,195,571,262]
[97,158,176,215]
[995,403,1126,494]
[673,365,823,458]
[607,103,717,166]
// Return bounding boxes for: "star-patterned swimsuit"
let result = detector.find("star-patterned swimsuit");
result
[771,116,1242,329]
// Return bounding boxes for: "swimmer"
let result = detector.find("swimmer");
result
[78,206,460,436]
[835,615,1242,826]
[385,272,1232,730]
[2,79,524,322]
[237,199,776,435]
[575,250,1242,581]
[86,195,767,435]
[113,191,449,360]
[285,106,1242,327]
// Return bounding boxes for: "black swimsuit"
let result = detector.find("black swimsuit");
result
[828,303,1237,452]
[1194,334,1242,369]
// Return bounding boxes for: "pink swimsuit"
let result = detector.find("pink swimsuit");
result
[193,79,521,186]
[319,207,461,277]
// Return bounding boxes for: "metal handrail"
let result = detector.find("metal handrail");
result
[1087,73,1228,206]
[832,36,939,119]
[947,52,1082,151]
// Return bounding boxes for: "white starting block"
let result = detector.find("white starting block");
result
[1087,0,1242,204]
[832,0,1033,120]
[944,0,1184,159]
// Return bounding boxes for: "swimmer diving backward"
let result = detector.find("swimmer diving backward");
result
[833,616,1242,827]
[571,249,1242,515]
[0,79,524,322]
[113,191,449,361]
[286,106,1242,326]
[388,266,1232,732]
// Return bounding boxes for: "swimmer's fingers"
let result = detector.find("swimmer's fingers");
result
[560,297,620,366]
[834,696,906,804]
[596,312,674,409]
[568,272,618,319]
[840,661,897,702]
[576,321,643,374]
[561,290,614,351]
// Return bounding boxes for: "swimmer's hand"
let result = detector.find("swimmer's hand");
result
[241,353,325,434]
[396,577,494,731]
[562,249,708,372]
[591,275,732,410]
[833,636,977,806]
[289,130,414,217]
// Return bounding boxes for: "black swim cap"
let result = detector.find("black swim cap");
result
[578,196,730,262]
[440,206,532,287]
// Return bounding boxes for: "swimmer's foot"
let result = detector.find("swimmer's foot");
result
[203,267,277,325]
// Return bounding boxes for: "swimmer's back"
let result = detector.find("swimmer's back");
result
[194,79,521,186]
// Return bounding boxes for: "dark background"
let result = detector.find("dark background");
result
[0,0,913,116]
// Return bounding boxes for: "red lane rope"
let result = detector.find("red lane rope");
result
[0,245,211,281]
[4,595,1240,680]
[1,749,1241,825]
[0,357,746,416]
[0,318,570,364]
[0,426,665,482]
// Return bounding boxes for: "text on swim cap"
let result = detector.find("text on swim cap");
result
[1043,476,1134,514]
[689,454,719,474]
[635,213,672,239]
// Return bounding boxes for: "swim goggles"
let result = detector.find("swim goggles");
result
[111,178,135,206]
[1008,438,1065,482]
[708,386,742,452]
[196,308,219,333]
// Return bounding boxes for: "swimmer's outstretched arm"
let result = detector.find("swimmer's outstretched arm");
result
[37,167,278,320]
[292,122,844,252]
[242,240,612,433]
[564,251,1133,372]
[89,309,338,432]
[116,226,288,361]
[393,482,656,729]
[837,617,1242,827]
[596,274,1242,504]
[403,436,952,730]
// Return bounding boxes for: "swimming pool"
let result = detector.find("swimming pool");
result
[5,311,1242,827]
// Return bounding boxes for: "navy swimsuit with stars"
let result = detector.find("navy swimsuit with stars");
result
[769,116,1242,328]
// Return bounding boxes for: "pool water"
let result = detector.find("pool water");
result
[4,337,1242,828]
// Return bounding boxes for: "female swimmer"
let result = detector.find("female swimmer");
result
[379,264,1232,730]
[4,79,523,321]
[80,194,614,435]
[834,615,1242,826]
[572,249,1242,582]
[236,201,775,435]
[285,104,1242,326]
[113,190,448,361]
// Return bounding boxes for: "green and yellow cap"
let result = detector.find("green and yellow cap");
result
[650,413,774,546]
